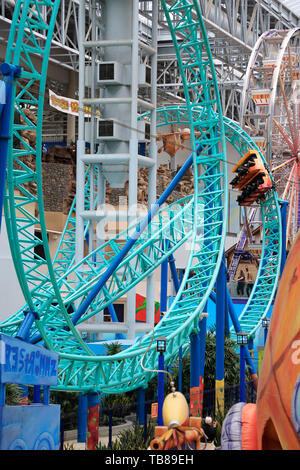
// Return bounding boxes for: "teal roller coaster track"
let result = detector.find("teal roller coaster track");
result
[0,1,281,394]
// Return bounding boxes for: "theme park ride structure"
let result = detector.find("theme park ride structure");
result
[0,1,281,394]
[241,28,300,246]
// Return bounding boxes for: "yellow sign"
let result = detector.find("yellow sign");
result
[49,89,100,118]
[151,402,158,419]
[251,89,271,106]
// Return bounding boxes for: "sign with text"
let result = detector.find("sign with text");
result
[49,89,100,118]
[151,402,158,419]
[0,334,58,386]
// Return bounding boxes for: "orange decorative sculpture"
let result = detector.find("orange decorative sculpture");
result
[150,391,205,450]
[221,229,300,450]
[156,126,191,158]
[256,229,300,449]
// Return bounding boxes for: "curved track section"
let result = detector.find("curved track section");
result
[1,1,281,393]
[1,106,281,348]
[1,0,227,393]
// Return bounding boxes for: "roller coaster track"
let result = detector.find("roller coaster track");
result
[0,1,281,393]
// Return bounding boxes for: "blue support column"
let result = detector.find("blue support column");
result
[190,333,200,384]
[136,387,145,425]
[224,266,230,336]
[190,331,201,416]
[240,345,246,402]
[178,346,183,393]
[224,286,258,384]
[160,241,168,319]
[198,314,207,416]
[157,352,165,426]
[33,385,41,403]
[279,199,288,277]
[248,337,254,359]
[167,252,184,393]
[78,393,88,443]
[215,253,226,414]
[264,327,268,346]
[43,386,50,406]
[168,252,180,294]
[16,310,39,342]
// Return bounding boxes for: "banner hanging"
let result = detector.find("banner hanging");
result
[49,89,100,118]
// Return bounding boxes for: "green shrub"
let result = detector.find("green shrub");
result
[104,341,123,356]
[6,383,22,405]
[63,442,75,450]
[96,422,155,450]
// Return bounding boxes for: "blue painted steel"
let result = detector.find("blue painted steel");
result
[178,346,183,393]
[43,386,50,405]
[199,316,207,381]
[209,289,257,377]
[248,338,254,358]
[190,334,200,382]
[279,199,288,276]
[240,345,246,402]
[224,266,230,336]
[78,393,88,443]
[168,256,182,392]
[0,334,58,386]
[158,353,165,426]
[168,253,181,294]
[224,288,257,377]
[16,310,39,342]
[87,392,99,409]
[85,231,124,340]
[33,385,41,403]
[190,332,201,389]
[264,328,268,346]
[216,253,226,384]
[160,241,168,315]
[0,63,21,231]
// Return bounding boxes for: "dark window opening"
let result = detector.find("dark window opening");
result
[34,230,48,260]
[98,120,114,137]
[99,63,114,81]
[104,304,124,323]
[146,65,151,85]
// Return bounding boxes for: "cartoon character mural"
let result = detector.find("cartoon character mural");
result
[221,229,300,450]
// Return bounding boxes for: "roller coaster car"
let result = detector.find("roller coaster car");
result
[231,150,272,206]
